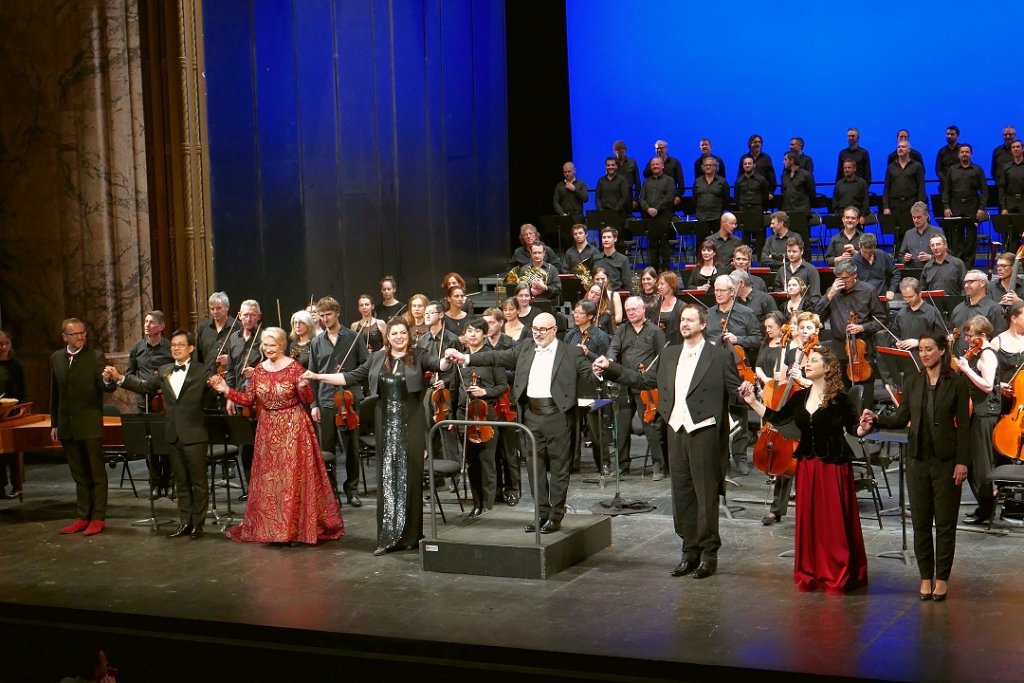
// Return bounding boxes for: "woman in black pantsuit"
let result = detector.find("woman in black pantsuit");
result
[863,333,970,601]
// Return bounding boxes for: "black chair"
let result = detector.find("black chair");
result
[320,450,343,506]
[203,413,249,525]
[989,461,1024,528]
[357,396,378,495]
[101,404,143,498]
[844,386,884,529]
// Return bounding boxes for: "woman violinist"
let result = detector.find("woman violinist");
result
[591,267,624,331]
[402,293,430,343]
[779,275,818,315]
[955,316,1000,525]
[863,333,970,601]
[740,345,868,594]
[687,240,719,291]
[500,296,526,343]
[638,267,659,309]
[287,310,315,369]
[350,294,386,352]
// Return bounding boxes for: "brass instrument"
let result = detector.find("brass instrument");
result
[494,272,507,305]
[505,266,547,286]
[573,258,593,288]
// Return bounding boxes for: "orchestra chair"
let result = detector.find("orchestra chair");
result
[203,412,249,525]
[357,396,378,496]
[878,214,900,254]
[101,403,142,498]
[320,450,343,507]
[844,385,885,529]
[989,461,1024,528]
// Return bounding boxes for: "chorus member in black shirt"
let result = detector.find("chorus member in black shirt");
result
[779,275,819,316]
[885,129,924,166]
[950,270,1007,355]
[593,226,631,292]
[640,156,677,273]
[835,127,872,187]
[733,270,776,323]
[774,236,821,296]
[561,223,599,275]
[825,206,864,266]
[692,158,730,221]
[553,161,588,223]
[308,296,369,507]
[988,251,1024,304]
[378,275,403,321]
[643,140,684,206]
[852,233,900,301]
[760,212,794,268]
[942,144,988,265]
[196,291,233,373]
[735,154,770,256]
[935,125,962,189]
[648,271,684,345]
[898,202,944,266]
[883,139,927,244]
[893,279,946,358]
[707,212,743,269]
[816,261,888,408]
[789,136,814,173]
[705,274,763,475]
[999,140,1024,241]
[991,125,1017,184]
[738,134,776,198]
[780,152,816,242]
[124,311,173,415]
[831,160,869,218]
[955,316,1001,526]
[510,224,560,271]
[730,245,768,292]
[688,240,720,291]
[595,157,631,217]
[693,138,726,180]
[565,301,611,473]
[613,139,641,210]
[865,333,970,602]
[607,296,668,478]
[921,234,966,296]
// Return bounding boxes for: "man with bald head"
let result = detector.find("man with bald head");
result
[553,161,589,224]
[707,212,743,267]
[447,312,598,533]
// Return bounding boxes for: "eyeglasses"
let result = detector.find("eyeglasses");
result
[169,342,190,349]
[63,331,86,337]
[532,326,556,334]
[963,280,986,285]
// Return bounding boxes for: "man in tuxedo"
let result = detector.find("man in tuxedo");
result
[49,318,116,536]
[594,304,740,579]
[105,329,214,538]
[447,312,597,533]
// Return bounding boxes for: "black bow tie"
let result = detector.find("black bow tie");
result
[173,364,187,372]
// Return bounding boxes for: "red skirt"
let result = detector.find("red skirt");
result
[793,457,868,595]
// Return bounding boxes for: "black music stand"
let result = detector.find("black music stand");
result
[876,346,920,386]
[123,414,176,531]
[584,210,625,233]
[991,214,1024,251]
[921,291,965,321]
[592,386,653,514]
[539,214,576,254]
[866,429,911,566]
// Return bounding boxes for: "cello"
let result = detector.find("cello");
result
[992,357,1024,460]
[760,324,791,411]
[752,334,818,477]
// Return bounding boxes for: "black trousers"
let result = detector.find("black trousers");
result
[770,474,794,518]
[494,426,521,497]
[906,456,962,581]
[318,406,362,495]
[666,424,727,563]
[168,439,208,527]
[464,431,498,510]
[61,437,107,520]
[967,414,997,518]
[644,216,672,272]
[523,409,573,522]
[946,197,979,265]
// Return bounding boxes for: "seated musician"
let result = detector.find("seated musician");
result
[561,223,599,275]
[987,251,1024,305]
[851,232,900,301]
[730,245,767,292]
[824,206,864,267]
[779,275,819,315]
[955,316,1000,526]
[518,243,561,311]
[733,270,776,323]
[950,270,1007,355]
[510,223,559,271]
[774,236,821,297]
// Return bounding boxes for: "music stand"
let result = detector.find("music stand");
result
[921,291,965,321]
[866,429,912,566]
[591,385,653,514]
[876,346,921,386]
[991,214,1024,250]
[584,210,625,233]
[123,414,176,531]
[539,214,576,254]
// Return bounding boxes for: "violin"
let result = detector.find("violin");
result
[638,362,659,424]
[845,312,872,383]
[334,388,358,430]
[147,393,165,414]
[495,388,517,421]
[721,316,757,384]
[465,371,494,444]
[427,371,450,424]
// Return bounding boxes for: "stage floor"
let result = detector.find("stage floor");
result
[1,452,1023,682]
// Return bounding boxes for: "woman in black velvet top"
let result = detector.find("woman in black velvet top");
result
[739,346,868,594]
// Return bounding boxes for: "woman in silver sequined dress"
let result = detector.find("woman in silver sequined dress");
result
[304,319,451,555]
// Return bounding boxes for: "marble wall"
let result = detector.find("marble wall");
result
[0,0,151,404]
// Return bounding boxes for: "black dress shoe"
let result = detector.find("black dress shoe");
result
[540,519,562,534]
[691,562,717,579]
[346,492,363,508]
[167,523,193,538]
[190,527,204,539]
[962,512,991,525]
[671,559,701,577]
[524,518,548,533]
[149,487,161,501]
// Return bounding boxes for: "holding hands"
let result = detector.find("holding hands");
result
[857,409,877,436]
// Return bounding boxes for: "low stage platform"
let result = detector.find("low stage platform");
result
[1,453,1023,682]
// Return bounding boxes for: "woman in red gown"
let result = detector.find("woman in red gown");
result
[739,346,868,594]
[209,327,343,545]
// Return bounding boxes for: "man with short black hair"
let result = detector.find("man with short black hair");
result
[942,144,988,265]
[738,134,776,198]
[596,157,631,217]
[613,140,641,210]
[825,206,864,266]
[832,159,869,218]
[774,236,821,296]
[883,139,927,245]
[693,138,726,180]
[921,234,966,296]
[593,227,631,291]
[852,233,900,301]
[935,125,962,182]
[898,202,944,265]
[561,223,600,276]
[760,212,792,268]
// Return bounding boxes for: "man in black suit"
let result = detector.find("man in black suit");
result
[594,304,741,579]
[106,329,214,538]
[49,318,116,536]
[447,312,597,533]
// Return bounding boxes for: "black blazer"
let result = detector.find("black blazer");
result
[763,390,859,464]
[469,341,597,415]
[607,342,740,434]
[119,362,213,445]
[876,370,971,466]
[49,346,116,440]
[344,347,444,397]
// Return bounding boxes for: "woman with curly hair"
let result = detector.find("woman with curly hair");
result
[739,345,868,594]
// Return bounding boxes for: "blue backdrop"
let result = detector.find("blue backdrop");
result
[566,1,1019,202]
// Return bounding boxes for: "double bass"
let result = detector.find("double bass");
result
[752,334,818,477]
